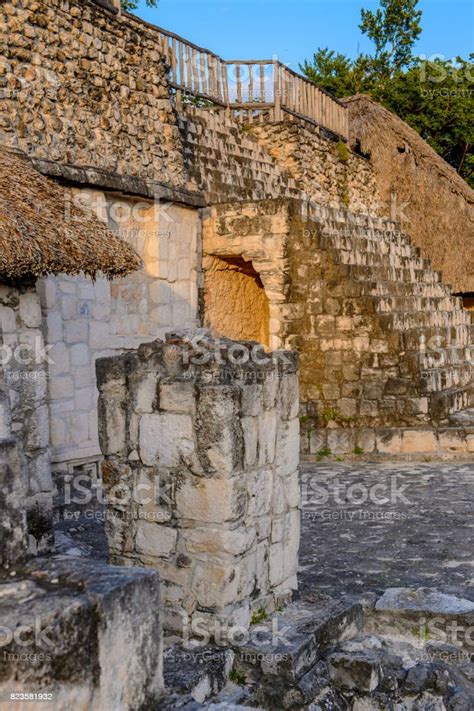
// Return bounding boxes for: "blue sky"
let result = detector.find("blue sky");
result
[132,0,473,74]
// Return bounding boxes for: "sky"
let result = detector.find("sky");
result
[132,0,473,75]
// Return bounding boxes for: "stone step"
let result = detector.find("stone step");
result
[379,310,472,330]
[320,231,419,260]
[338,249,429,272]
[400,325,472,351]
[409,344,474,370]
[362,281,453,298]
[366,588,474,654]
[162,644,234,706]
[347,263,442,286]
[449,407,474,427]
[420,363,473,394]
[229,596,369,708]
[374,295,465,313]
[430,386,473,420]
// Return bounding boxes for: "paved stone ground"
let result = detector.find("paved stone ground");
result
[299,461,474,601]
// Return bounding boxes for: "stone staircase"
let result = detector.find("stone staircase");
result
[312,206,473,427]
[157,589,474,709]
[179,108,298,204]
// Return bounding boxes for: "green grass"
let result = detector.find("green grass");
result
[229,669,247,685]
[250,607,268,625]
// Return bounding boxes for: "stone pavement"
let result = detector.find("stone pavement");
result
[299,461,474,601]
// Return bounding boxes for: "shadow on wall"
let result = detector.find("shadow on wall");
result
[204,255,270,346]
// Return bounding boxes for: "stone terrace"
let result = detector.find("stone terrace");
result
[299,461,474,600]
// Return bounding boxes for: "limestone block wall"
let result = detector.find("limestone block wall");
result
[1,0,185,188]
[203,199,473,434]
[0,281,53,553]
[0,374,28,567]
[250,121,382,216]
[96,331,300,634]
[40,189,200,468]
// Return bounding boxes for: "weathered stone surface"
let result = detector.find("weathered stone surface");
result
[97,331,300,633]
[0,557,163,710]
[0,437,28,566]
[139,413,194,467]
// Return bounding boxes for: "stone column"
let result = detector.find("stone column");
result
[96,330,300,636]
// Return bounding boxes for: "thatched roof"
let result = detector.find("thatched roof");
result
[0,148,142,280]
[345,95,474,294]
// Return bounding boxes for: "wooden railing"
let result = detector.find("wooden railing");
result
[154,26,348,139]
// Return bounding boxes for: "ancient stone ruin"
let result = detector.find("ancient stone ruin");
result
[0,0,473,707]
[96,331,300,632]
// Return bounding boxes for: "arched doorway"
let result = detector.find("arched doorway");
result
[204,255,270,346]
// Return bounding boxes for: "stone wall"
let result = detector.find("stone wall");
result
[40,189,200,469]
[203,199,473,432]
[1,0,185,189]
[96,331,300,634]
[0,371,28,567]
[250,121,382,215]
[0,281,53,553]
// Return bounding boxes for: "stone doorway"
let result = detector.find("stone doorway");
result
[204,255,270,346]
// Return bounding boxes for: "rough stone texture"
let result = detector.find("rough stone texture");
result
[0,557,164,710]
[299,461,474,600]
[0,437,28,567]
[96,330,300,634]
[303,424,474,459]
[250,120,382,215]
[347,95,474,293]
[0,0,185,188]
[203,199,473,433]
[204,256,270,346]
[180,108,297,203]
[39,190,199,467]
[0,281,53,554]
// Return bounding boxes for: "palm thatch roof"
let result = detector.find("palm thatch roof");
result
[0,147,142,280]
[345,95,474,294]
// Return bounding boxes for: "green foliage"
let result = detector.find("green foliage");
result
[301,0,473,187]
[317,447,332,458]
[359,0,422,77]
[229,669,247,685]
[353,446,365,455]
[321,407,340,424]
[337,139,350,162]
[250,607,268,624]
[121,0,158,11]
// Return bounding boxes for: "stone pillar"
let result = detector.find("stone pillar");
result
[0,377,28,567]
[96,330,300,635]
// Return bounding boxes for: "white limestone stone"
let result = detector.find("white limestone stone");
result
[135,521,177,558]
[19,291,42,328]
[139,413,194,467]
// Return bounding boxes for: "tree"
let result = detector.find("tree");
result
[121,0,158,12]
[359,0,422,78]
[301,0,474,187]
